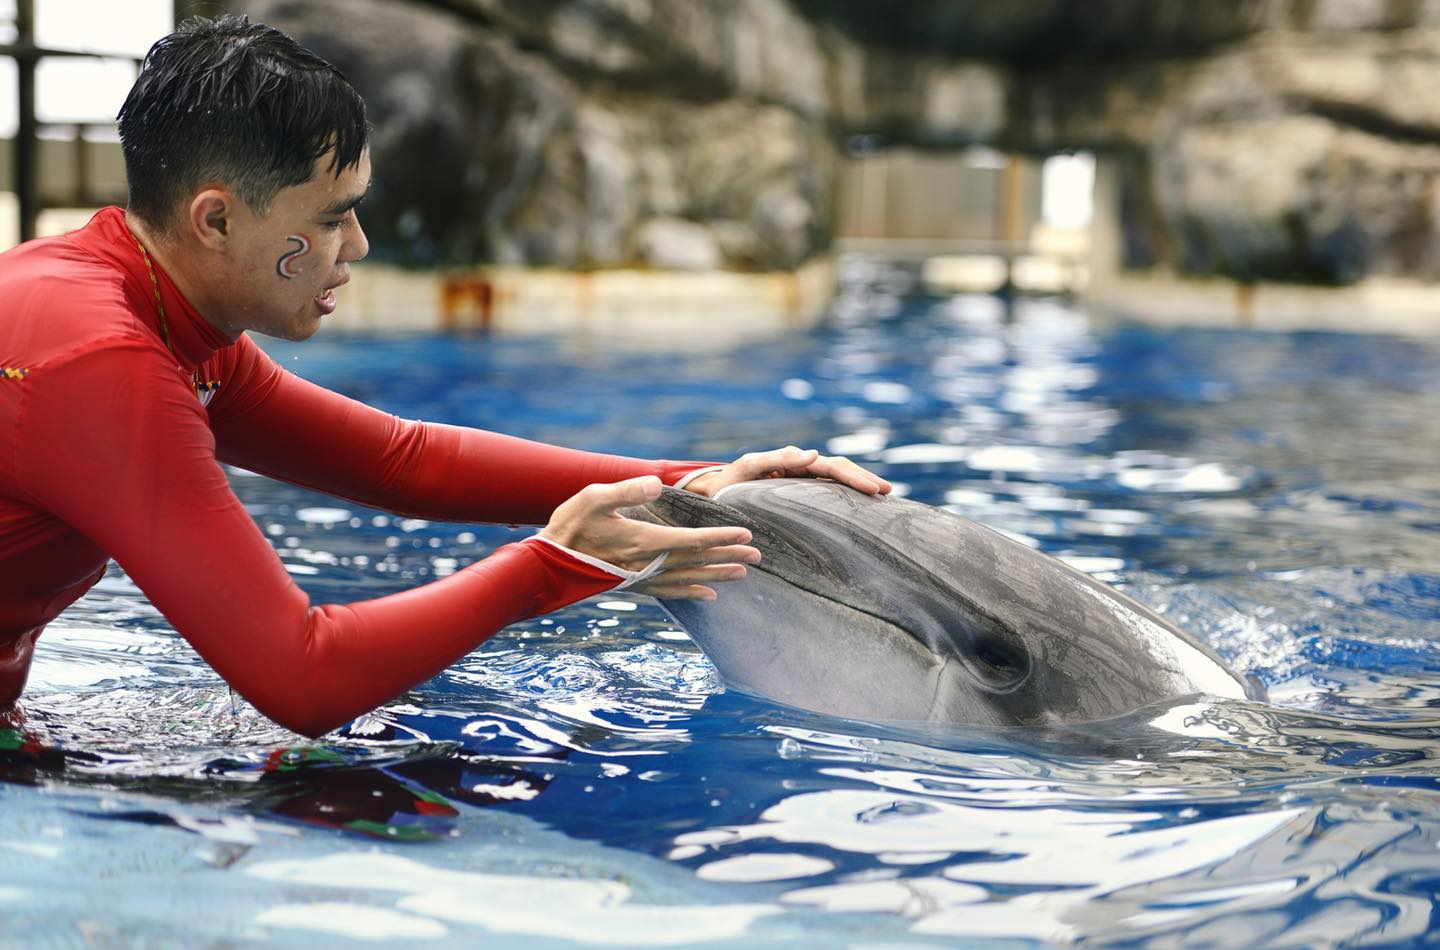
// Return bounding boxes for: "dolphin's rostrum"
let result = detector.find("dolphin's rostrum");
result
[626,479,1263,727]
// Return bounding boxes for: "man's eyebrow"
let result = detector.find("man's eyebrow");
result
[319,182,371,217]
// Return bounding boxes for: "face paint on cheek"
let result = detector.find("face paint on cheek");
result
[276,234,312,279]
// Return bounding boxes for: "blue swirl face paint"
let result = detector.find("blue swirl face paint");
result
[277,234,312,279]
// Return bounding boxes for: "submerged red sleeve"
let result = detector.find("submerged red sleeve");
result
[206,334,712,525]
[15,339,622,737]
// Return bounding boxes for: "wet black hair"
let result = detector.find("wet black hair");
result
[117,14,368,227]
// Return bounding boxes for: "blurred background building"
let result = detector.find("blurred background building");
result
[6,0,1440,333]
[0,0,165,243]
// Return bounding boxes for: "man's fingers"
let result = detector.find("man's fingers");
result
[660,543,761,570]
[581,475,663,514]
[585,523,755,574]
[747,446,891,495]
[804,453,892,495]
[671,564,749,584]
[545,457,881,583]
[743,446,816,478]
[635,522,753,557]
[730,447,890,495]
[638,583,718,602]
[638,564,747,590]
[542,478,758,573]
[635,562,757,600]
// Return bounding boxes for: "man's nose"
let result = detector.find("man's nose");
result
[344,214,370,263]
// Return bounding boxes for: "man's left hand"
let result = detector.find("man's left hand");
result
[684,446,892,499]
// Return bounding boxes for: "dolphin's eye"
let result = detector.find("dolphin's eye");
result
[967,635,1032,692]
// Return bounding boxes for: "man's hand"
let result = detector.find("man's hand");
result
[684,446,892,499]
[539,476,761,601]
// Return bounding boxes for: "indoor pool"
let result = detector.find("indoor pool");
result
[4,266,1440,946]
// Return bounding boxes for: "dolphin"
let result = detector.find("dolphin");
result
[626,479,1264,727]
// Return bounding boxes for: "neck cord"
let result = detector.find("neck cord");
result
[128,229,202,393]
[128,228,175,350]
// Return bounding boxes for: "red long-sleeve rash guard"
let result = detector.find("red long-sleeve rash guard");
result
[0,207,710,737]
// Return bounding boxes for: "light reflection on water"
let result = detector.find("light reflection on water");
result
[5,266,1440,945]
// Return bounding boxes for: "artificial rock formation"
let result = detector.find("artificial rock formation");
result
[235,0,1001,271]
[237,0,1440,283]
[1012,26,1440,282]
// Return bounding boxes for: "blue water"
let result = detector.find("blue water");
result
[5,271,1440,946]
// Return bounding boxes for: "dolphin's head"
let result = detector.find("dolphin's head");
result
[633,479,1258,727]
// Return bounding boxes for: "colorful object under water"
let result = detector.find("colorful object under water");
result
[4,278,1439,945]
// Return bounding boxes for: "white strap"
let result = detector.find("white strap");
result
[671,466,725,491]
[524,536,669,590]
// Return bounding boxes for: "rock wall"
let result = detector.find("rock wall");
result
[235,0,1002,270]
[237,0,1440,283]
[1011,27,1440,282]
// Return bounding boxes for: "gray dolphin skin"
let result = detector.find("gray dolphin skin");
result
[627,479,1264,727]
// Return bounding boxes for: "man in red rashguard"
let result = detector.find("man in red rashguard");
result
[0,16,887,739]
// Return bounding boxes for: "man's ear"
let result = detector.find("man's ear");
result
[186,188,240,251]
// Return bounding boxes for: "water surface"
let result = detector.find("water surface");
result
[5,272,1440,946]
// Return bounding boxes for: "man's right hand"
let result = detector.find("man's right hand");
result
[538,476,760,601]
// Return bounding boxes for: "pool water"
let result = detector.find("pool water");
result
[4,269,1440,946]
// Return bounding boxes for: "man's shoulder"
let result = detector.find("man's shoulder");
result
[0,231,126,293]
[0,234,146,343]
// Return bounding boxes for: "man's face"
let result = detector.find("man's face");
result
[224,147,371,341]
